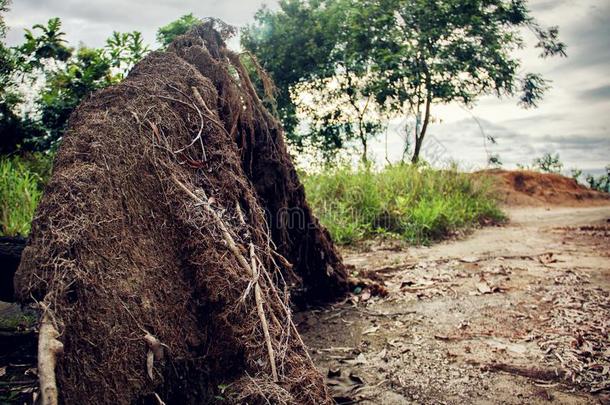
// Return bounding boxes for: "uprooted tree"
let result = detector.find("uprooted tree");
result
[14,21,348,404]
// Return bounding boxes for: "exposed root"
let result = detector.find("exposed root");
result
[144,333,164,380]
[172,176,278,381]
[14,21,336,404]
[38,307,63,405]
[252,243,278,381]
[171,176,251,276]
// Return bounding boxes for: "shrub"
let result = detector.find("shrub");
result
[532,152,563,173]
[302,164,505,244]
[0,154,49,236]
[586,165,610,193]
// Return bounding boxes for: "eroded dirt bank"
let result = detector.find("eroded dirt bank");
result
[297,206,610,404]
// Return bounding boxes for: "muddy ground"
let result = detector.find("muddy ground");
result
[297,206,610,404]
[2,206,609,403]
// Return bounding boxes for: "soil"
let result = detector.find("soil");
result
[296,205,610,404]
[477,169,610,207]
[2,167,609,403]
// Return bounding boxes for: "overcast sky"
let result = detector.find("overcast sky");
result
[4,0,609,173]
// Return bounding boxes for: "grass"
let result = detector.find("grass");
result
[0,311,37,331]
[302,163,505,245]
[0,154,52,237]
[0,153,502,245]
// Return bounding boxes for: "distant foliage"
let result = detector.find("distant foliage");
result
[0,155,47,236]
[532,153,563,174]
[156,13,201,47]
[105,31,150,78]
[586,166,610,193]
[570,168,583,180]
[0,0,26,154]
[302,164,504,244]
[0,13,149,153]
[488,154,503,168]
[0,0,7,37]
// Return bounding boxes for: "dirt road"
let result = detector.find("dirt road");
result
[297,206,610,404]
[2,206,608,403]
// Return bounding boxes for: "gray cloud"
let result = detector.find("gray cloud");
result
[579,84,610,102]
[552,2,610,71]
[501,114,567,127]
[5,0,273,47]
[537,133,610,149]
[531,0,571,12]
[431,117,522,143]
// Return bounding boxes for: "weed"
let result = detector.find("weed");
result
[0,154,49,236]
[302,164,505,244]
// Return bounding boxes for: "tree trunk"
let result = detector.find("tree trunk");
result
[356,115,368,164]
[361,135,368,164]
[411,95,432,164]
[411,134,423,164]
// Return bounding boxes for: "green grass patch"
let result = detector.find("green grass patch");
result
[302,164,505,245]
[0,311,37,331]
[0,153,51,236]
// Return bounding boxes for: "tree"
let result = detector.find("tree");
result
[244,0,567,163]
[21,17,71,63]
[105,31,149,78]
[241,1,347,154]
[570,168,582,181]
[0,0,24,153]
[347,0,566,162]
[243,1,387,162]
[32,28,149,150]
[0,15,149,153]
[488,154,502,168]
[34,47,115,150]
[294,72,384,162]
[156,13,201,47]
[0,9,71,153]
[0,0,6,36]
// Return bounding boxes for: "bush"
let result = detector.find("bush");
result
[302,164,505,244]
[586,165,610,193]
[0,154,50,236]
[532,152,563,173]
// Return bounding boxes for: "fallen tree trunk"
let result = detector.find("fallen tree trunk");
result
[14,21,342,404]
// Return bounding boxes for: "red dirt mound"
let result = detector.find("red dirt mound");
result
[478,169,610,207]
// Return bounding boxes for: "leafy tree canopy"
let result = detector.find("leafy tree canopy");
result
[156,13,201,47]
[532,152,563,174]
[105,30,149,77]
[241,1,345,150]
[0,10,149,153]
[243,0,567,162]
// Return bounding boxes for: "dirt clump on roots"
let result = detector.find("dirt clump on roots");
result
[13,21,344,404]
[168,26,348,302]
[477,169,610,207]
